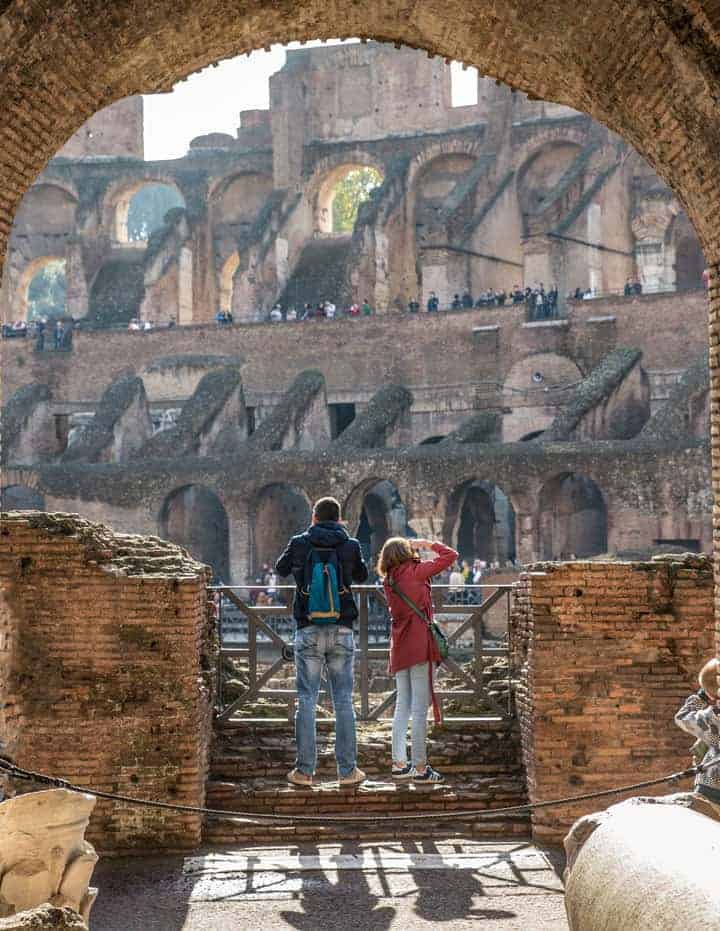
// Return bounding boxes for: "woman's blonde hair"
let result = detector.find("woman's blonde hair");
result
[699,657,719,697]
[377,537,416,579]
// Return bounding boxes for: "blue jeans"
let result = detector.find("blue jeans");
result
[392,662,431,768]
[294,624,357,778]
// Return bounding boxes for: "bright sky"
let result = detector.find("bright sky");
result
[143,41,479,161]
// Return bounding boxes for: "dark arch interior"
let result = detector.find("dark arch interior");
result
[253,484,311,577]
[538,472,608,560]
[87,259,145,328]
[159,484,230,582]
[2,485,45,510]
[356,479,411,569]
[445,480,516,566]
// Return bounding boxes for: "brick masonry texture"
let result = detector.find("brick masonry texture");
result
[0,512,216,854]
[510,556,715,843]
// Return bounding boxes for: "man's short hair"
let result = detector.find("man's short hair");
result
[313,497,341,522]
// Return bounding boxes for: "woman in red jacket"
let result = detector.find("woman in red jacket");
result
[378,536,458,783]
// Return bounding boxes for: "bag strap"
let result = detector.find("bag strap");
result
[387,576,432,627]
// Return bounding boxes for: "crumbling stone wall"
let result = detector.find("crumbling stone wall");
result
[0,512,216,854]
[511,556,714,844]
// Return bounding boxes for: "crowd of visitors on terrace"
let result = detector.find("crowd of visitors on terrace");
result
[235,554,513,609]
[1,316,74,350]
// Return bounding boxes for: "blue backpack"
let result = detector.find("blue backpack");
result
[304,546,343,624]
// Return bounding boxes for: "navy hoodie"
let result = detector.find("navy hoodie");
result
[275,521,369,628]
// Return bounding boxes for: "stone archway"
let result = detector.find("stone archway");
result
[0,1,719,620]
[538,472,608,560]
[252,483,311,576]
[159,483,230,582]
[443,479,517,566]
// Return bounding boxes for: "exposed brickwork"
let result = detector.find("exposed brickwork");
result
[206,719,528,845]
[510,556,715,844]
[0,512,216,854]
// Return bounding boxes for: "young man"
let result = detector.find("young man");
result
[275,496,368,787]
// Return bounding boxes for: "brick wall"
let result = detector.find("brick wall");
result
[511,556,714,844]
[0,511,216,854]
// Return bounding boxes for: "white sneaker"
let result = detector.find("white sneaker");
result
[338,767,366,786]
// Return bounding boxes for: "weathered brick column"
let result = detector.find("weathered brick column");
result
[511,557,714,844]
[0,511,216,854]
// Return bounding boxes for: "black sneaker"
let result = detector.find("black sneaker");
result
[412,765,444,783]
[392,764,413,780]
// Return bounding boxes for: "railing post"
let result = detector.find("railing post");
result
[359,590,370,720]
[473,609,483,699]
[216,590,224,713]
[248,612,257,700]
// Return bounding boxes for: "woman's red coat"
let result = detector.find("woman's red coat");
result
[384,542,458,674]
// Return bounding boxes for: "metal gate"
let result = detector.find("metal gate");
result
[212,583,514,726]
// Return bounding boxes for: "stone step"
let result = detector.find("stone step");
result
[203,776,530,846]
[211,756,523,780]
[203,813,531,846]
[206,776,527,815]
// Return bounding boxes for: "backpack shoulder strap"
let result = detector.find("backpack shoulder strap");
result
[387,576,431,626]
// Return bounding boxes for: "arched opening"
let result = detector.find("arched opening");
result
[443,480,516,566]
[502,352,584,443]
[213,172,273,229]
[24,258,67,322]
[253,483,311,576]
[516,142,584,234]
[355,479,410,568]
[419,435,446,445]
[538,472,608,560]
[115,181,185,244]
[13,184,77,236]
[316,164,383,234]
[86,259,145,327]
[159,484,230,582]
[675,235,706,291]
[219,252,240,315]
[1,485,45,510]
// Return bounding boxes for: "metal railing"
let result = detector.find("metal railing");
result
[211,583,515,726]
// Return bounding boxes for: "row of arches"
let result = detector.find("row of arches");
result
[0,473,614,579]
[151,472,609,581]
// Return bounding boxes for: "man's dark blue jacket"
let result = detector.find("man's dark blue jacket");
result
[275,521,369,629]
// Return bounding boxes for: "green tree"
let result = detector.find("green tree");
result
[331,167,382,233]
[27,260,66,321]
[127,183,184,241]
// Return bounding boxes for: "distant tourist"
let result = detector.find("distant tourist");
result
[286,307,297,322]
[408,299,420,313]
[270,304,283,322]
[378,536,458,783]
[325,301,337,319]
[624,278,633,296]
[33,318,46,351]
[348,302,360,316]
[427,291,439,313]
[451,293,462,310]
[54,319,63,349]
[362,299,373,316]
[633,279,643,295]
[448,562,465,604]
[275,496,369,788]
[462,291,473,309]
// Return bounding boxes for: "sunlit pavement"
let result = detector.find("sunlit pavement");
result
[91,839,568,930]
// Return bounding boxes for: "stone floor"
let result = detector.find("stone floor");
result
[91,839,568,930]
